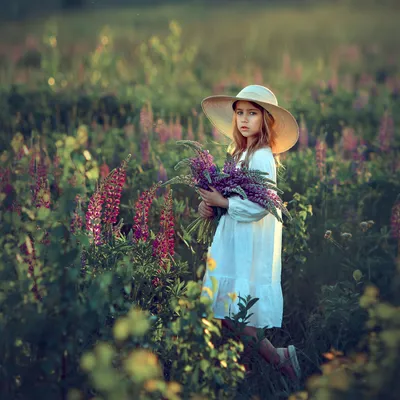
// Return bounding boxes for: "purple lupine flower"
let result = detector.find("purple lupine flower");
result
[132,182,161,242]
[299,115,308,151]
[102,166,126,225]
[390,197,400,239]
[152,189,175,269]
[169,141,290,228]
[86,190,104,245]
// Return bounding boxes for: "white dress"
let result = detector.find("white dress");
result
[202,147,283,328]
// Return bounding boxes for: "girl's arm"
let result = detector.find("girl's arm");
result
[227,151,276,223]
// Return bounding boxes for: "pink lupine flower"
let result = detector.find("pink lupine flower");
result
[315,139,327,180]
[102,166,126,225]
[86,156,130,243]
[390,196,400,239]
[298,115,308,151]
[155,119,169,143]
[86,190,104,245]
[153,189,175,268]
[132,182,161,242]
[152,277,161,287]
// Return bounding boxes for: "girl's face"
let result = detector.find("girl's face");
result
[234,100,263,142]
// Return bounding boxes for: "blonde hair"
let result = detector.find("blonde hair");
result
[229,101,282,170]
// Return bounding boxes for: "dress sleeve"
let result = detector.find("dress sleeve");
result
[227,150,276,223]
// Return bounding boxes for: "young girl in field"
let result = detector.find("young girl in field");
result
[197,85,301,380]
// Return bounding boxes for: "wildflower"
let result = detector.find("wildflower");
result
[86,190,104,245]
[152,189,175,268]
[133,182,161,242]
[367,220,375,228]
[390,197,400,239]
[359,221,368,232]
[155,119,170,143]
[324,230,332,239]
[102,166,127,225]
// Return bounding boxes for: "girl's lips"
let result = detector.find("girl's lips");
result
[241,127,249,130]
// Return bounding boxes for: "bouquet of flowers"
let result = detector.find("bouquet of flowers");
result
[162,140,291,245]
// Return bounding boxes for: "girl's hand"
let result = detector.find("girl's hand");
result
[198,201,214,219]
[198,187,229,208]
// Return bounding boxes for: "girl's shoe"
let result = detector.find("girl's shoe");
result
[276,345,301,380]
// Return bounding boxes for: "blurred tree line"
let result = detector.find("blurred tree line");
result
[0,0,397,24]
[0,0,312,21]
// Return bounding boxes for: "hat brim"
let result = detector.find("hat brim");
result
[201,95,299,154]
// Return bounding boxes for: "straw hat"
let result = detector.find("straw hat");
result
[201,85,299,154]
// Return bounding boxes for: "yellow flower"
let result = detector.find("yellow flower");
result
[206,256,217,271]
[227,292,238,303]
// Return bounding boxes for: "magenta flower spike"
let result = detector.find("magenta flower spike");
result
[133,182,161,242]
[390,197,400,239]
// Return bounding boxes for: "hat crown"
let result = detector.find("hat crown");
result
[236,85,278,106]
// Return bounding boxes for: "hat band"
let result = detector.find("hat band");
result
[236,91,278,105]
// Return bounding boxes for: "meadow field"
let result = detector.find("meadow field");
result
[0,1,399,399]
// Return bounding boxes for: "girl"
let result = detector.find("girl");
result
[197,85,301,380]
